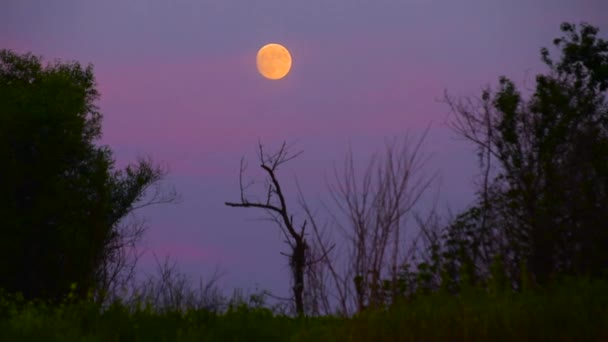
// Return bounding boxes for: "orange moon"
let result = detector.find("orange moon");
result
[256,43,292,80]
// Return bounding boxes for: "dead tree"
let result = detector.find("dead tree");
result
[225,141,308,316]
[298,186,348,316]
[326,128,436,312]
[289,130,436,315]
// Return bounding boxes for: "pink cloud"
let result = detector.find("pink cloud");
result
[0,39,30,54]
[96,55,286,147]
[6,36,445,158]
[4,37,448,180]
[141,241,226,264]
[96,56,443,139]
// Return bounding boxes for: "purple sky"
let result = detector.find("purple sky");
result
[2,0,607,297]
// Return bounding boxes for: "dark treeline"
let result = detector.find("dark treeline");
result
[0,50,178,305]
[432,21,608,292]
[0,21,606,319]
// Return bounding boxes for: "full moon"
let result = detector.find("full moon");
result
[256,43,292,80]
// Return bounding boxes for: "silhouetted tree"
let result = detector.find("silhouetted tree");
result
[225,142,309,316]
[0,49,176,304]
[328,130,436,311]
[443,22,608,288]
[298,130,437,315]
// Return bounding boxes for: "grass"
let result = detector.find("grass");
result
[0,277,606,342]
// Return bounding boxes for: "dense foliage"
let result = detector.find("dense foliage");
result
[0,50,170,304]
[410,21,608,296]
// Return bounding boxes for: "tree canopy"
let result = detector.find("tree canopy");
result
[441,22,608,288]
[0,49,174,303]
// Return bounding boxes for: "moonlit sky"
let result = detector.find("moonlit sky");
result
[2,0,606,297]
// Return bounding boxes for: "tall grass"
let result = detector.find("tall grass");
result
[1,277,606,341]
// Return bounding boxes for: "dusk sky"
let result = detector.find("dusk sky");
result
[2,0,606,298]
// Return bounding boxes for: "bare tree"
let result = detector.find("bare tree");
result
[123,253,226,314]
[225,141,309,316]
[94,159,180,306]
[298,128,437,314]
[333,129,435,311]
[298,189,350,316]
[441,90,514,282]
[93,214,147,305]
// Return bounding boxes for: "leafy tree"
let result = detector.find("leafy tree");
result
[0,49,176,304]
[443,22,608,288]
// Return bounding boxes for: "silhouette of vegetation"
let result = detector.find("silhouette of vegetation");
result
[0,21,607,341]
[429,21,608,293]
[0,49,177,305]
[298,129,438,316]
[1,277,606,341]
[225,142,311,316]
